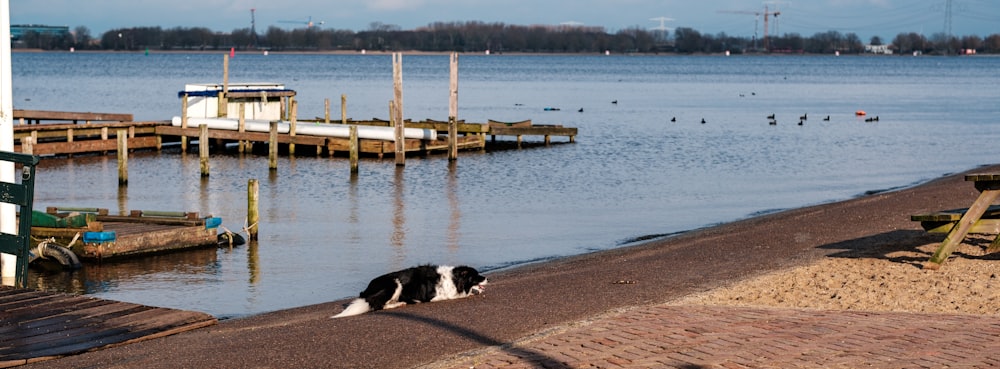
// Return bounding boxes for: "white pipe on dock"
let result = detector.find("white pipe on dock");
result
[171,117,437,141]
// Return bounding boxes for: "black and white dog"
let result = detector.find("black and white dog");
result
[331,265,488,318]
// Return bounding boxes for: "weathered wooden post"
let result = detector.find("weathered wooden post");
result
[238,102,247,153]
[324,98,330,124]
[117,129,128,186]
[448,52,459,161]
[219,54,229,117]
[101,127,109,154]
[181,93,189,151]
[349,125,359,175]
[66,127,74,158]
[247,179,259,241]
[289,100,297,156]
[341,94,347,124]
[20,137,32,155]
[393,52,405,166]
[390,100,400,160]
[199,124,210,177]
[268,121,278,170]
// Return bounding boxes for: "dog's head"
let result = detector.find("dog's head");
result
[452,266,488,294]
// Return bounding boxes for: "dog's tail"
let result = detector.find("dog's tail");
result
[331,298,371,318]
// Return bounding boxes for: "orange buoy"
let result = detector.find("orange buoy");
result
[855,110,867,116]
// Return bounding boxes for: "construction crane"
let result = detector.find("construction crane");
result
[718,4,781,51]
[278,16,324,28]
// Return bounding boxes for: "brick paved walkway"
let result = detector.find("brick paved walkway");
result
[422,304,1000,369]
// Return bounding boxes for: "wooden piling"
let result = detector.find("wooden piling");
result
[247,179,259,241]
[181,93,189,151]
[393,53,405,166]
[289,100,297,156]
[268,121,278,170]
[349,125,359,174]
[117,129,128,186]
[390,99,403,161]
[21,137,33,155]
[219,54,229,117]
[101,127,109,154]
[448,52,459,161]
[238,103,246,153]
[199,124,209,177]
[341,94,347,124]
[324,98,330,124]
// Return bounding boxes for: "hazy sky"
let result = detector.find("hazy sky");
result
[9,0,999,41]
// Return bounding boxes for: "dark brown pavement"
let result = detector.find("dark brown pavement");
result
[23,165,1000,369]
[422,305,1000,368]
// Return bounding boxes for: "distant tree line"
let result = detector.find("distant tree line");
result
[14,21,1000,55]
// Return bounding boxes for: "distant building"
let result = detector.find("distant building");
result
[864,44,893,55]
[10,24,70,41]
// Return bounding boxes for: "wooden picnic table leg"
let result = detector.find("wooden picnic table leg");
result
[988,234,1000,254]
[924,189,1000,270]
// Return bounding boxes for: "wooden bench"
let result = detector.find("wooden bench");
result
[912,205,1000,234]
[922,174,1000,269]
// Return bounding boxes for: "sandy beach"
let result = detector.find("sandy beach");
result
[675,234,1000,315]
[22,164,1000,369]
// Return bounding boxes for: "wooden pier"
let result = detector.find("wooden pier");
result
[10,111,577,158]
[0,286,216,368]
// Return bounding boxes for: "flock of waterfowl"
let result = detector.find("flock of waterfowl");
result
[667,107,881,126]
[543,100,881,125]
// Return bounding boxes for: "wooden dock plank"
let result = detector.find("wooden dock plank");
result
[19,136,160,156]
[0,300,120,336]
[0,292,82,313]
[489,126,578,137]
[13,109,133,123]
[0,306,151,350]
[0,286,216,368]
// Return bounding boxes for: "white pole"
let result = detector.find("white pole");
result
[0,0,17,285]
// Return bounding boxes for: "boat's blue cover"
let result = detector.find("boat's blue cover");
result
[83,231,116,243]
[204,217,222,229]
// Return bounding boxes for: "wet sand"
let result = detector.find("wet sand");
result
[24,164,999,369]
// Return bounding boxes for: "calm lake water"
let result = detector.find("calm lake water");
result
[12,52,1000,318]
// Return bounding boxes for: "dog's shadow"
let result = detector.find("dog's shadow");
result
[386,311,716,369]
[384,311,564,369]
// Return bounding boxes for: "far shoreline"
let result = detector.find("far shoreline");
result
[12,47,979,58]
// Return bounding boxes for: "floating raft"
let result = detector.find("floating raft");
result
[0,286,216,368]
[31,207,223,261]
